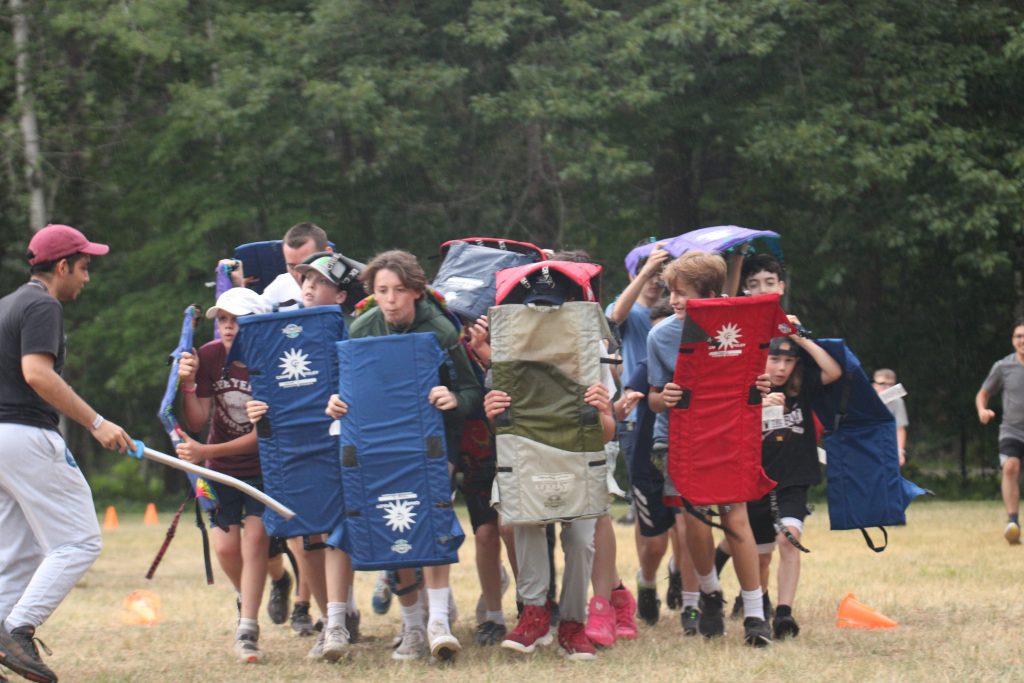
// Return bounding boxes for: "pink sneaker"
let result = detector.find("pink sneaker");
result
[584,595,616,647]
[611,585,638,640]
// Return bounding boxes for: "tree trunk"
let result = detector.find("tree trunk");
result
[11,0,46,231]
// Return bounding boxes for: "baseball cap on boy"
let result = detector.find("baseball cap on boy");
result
[768,336,799,357]
[522,268,572,306]
[206,287,270,319]
[294,252,364,289]
[27,224,110,265]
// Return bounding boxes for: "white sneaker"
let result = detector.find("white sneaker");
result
[1005,521,1021,545]
[235,631,263,664]
[306,627,326,660]
[392,624,429,661]
[322,624,350,662]
[427,620,461,661]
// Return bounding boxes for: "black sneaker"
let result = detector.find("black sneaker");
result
[636,585,660,626]
[267,572,292,625]
[665,570,682,610]
[743,617,772,647]
[681,605,700,636]
[730,591,743,619]
[290,601,315,636]
[772,613,800,639]
[474,621,508,646]
[697,591,725,638]
[347,611,361,644]
[0,625,57,683]
[762,593,774,621]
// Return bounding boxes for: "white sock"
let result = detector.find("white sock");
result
[427,587,450,625]
[668,556,678,574]
[637,569,657,588]
[236,617,258,638]
[485,609,505,626]
[741,588,765,620]
[682,591,700,609]
[327,601,347,629]
[400,600,424,629]
[346,584,358,615]
[697,571,721,595]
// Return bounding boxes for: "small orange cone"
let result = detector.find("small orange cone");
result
[836,593,898,629]
[102,505,119,530]
[143,503,159,526]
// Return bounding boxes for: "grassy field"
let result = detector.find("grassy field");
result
[30,500,1024,682]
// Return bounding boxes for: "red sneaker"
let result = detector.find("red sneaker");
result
[584,595,616,647]
[501,604,553,654]
[611,585,638,640]
[558,620,597,661]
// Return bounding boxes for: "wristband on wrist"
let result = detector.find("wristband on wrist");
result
[181,383,197,394]
[91,414,105,431]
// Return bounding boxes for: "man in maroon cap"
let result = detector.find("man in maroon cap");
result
[0,224,132,683]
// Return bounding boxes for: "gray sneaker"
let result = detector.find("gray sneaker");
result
[346,610,360,644]
[267,571,292,625]
[0,625,57,683]
[322,624,350,662]
[306,627,326,660]
[290,601,315,636]
[234,630,263,664]
[427,620,461,661]
[392,624,429,661]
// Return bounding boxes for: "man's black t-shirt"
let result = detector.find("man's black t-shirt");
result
[0,281,65,431]
[762,363,823,487]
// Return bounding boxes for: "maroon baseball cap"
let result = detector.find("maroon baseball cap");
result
[27,224,110,265]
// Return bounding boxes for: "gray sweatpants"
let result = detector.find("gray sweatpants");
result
[0,423,102,629]
[513,519,596,623]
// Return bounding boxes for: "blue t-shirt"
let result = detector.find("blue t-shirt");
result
[607,301,652,422]
[624,359,656,472]
[647,315,685,444]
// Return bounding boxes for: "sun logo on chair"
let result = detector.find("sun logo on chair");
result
[278,348,312,380]
[382,500,418,533]
[715,323,743,350]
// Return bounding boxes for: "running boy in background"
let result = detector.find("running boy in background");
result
[873,369,908,466]
[976,322,1024,545]
[177,287,272,664]
[647,251,773,646]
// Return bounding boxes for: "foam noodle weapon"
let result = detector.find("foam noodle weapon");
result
[129,439,296,519]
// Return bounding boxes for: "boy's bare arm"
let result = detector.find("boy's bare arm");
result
[977,388,995,424]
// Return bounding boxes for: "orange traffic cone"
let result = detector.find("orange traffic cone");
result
[143,503,159,526]
[103,505,119,531]
[836,593,898,629]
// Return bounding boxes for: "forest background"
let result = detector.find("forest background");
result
[2,0,1022,505]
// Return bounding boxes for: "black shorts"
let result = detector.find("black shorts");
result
[999,438,1024,461]
[748,485,810,547]
[634,442,679,537]
[208,476,266,528]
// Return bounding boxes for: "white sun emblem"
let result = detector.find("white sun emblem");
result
[715,323,743,350]
[382,500,418,533]
[278,349,312,380]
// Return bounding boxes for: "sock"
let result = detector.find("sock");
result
[236,617,258,638]
[637,569,657,588]
[682,591,700,609]
[486,609,506,626]
[427,587,450,625]
[741,588,764,620]
[667,555,677,573]
[346,584,358,615]
[1010,513,1020,525]
[327,602,347,629]
[775,604,792,618]
[400,600,424,629]
[697,571,721,595]
[714,547,731,575]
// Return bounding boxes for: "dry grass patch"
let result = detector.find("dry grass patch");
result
[32,500,1024,682]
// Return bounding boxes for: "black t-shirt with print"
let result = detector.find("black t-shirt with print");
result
[762,364,823,487]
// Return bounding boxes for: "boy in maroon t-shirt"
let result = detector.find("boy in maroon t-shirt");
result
[177,287,271,664]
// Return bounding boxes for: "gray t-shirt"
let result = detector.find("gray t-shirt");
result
[982,354,1024,443]
[0,281,65,431]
